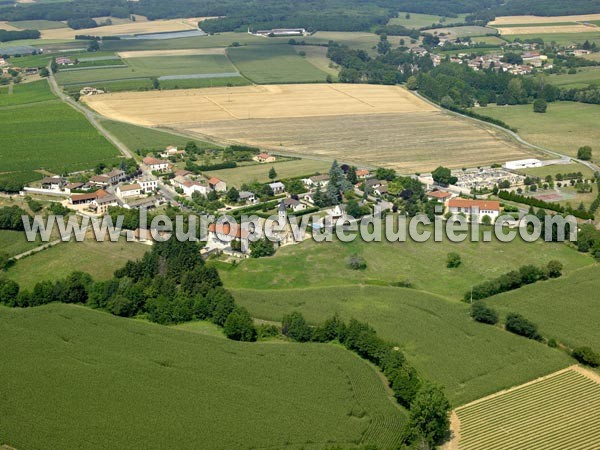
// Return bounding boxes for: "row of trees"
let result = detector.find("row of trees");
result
[498,189,594,220]
[0,206,28,231]
[281,312,451,446]
[472,303,600,367]
[0,29,40,43]
[0,239,258,341]
[465,261,563,301]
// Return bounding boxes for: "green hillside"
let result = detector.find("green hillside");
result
[0,303,406,450]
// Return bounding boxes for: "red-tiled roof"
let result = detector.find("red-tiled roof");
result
[448,198,500,211]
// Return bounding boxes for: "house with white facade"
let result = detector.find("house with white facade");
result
[447,198,500,223]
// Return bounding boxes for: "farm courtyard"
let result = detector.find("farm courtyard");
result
[82,84,541,173]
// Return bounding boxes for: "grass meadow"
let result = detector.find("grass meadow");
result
[473,102,600,158]
[546,66,600,89]
[504,31,600,46]
[517,162,595,179]
[56,54,240,86]
[217,235,592,300]
[4,239,149,287]
[303,31,411,54]
[229,285,572,406]
[216,235,591,404]
[0,303,406,450]
[207,158,331,187]
[492,264,600,350]
[227,44,330,84]
[101,120,217,152]
[7,20,68,30]
[0,230,48,258]
[388,12,451,28]
[0,80,120,173]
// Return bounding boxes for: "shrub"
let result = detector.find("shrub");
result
[347,254,367,270]
[471,302,499,325]
[545,260,563,278]
[224,307,257,341]
[547,338,558,348]
[446,252,461,268]
[577,145,592,161]
[505,313,542,341]
[572,346,600,367]
[533,98,547,113]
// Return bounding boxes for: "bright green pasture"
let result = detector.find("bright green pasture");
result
[227,44,330,83]
[0,303,406,449]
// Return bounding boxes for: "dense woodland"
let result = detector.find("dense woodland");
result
[2,0,600,31]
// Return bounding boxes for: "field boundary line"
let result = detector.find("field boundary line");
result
[454,365,577,412]
[326,84,376,108]
[572,365,600,385]
[202,94,241,119]
[13,239,62,261]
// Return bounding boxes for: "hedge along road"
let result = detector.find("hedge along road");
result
[412,90,600,174]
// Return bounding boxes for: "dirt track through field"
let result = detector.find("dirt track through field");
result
[83,83,540,173]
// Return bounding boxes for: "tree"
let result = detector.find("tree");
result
[345,198,362,217]
[505,313,542,341]
[268,166,277,180]
[471,302,499,325]
[224,307,257,341]
[286,179,305,195]
[572,346,600,367]
[446,252,461,268]
[406,75,418,90]
[249,238,275,258]
[578,146,592,161]
[87,39,100,52]
[409,383,451,446]
[282,312,312,342]
[533,98,547,113]
[347,254,367,270]
[226,187,239,203]
[432,166,457,186]
[347,166,358,185]
[546,260,563,278]
[377,34,391,54]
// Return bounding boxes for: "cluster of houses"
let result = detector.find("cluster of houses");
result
[79,87,105,96]
[55,57,74,66]
[171,169,227,197]
[428,51,551,75]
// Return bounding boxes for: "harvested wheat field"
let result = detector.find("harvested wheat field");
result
[0,21,22,31]
[41,17,213,39]
[448,366,600,450]
[83,84,540,173]
[497,24,598,35]
[490,14,600,26]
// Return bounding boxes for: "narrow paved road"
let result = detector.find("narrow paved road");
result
[47,66,188,206]
[47,66,133,158]
[413,90,600,174]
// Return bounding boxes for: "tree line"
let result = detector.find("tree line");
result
[281,311,451,447]
[498,190,594,221]
[465,261,563,301]
[0,29,40,43]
